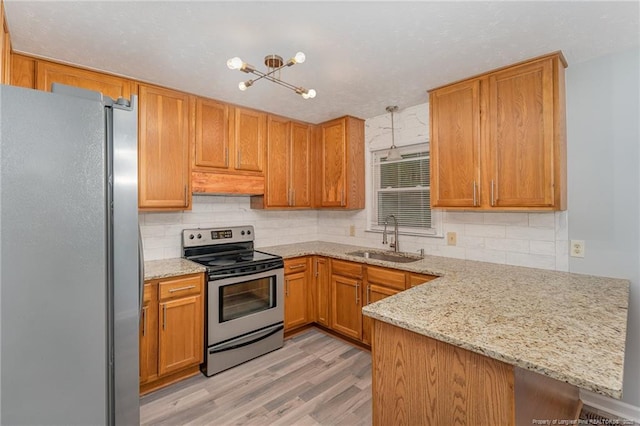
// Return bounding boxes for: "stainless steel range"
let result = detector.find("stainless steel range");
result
[182,226,284,376]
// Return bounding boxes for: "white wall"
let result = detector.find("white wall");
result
[566,47,640,417]
[317,103,570,271]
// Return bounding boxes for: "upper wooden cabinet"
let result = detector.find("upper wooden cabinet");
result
[10,53,36,88]
[429,52,567,211]
[138,84,192,210]
[36,60,134,101]
[316,116,365,209]
[191,104,267,195]
[1,3,10,85]
[430,79,481,208]
[233,106,266,173]
[251,116,313,209]
[193,97,229,170]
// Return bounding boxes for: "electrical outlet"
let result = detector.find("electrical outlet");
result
[349,225,356,237]
[447,232,457,246]
[570,240,585,258]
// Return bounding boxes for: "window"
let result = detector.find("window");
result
[370,143,436,235]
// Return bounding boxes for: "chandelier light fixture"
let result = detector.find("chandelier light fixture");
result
[226,52,317,99]
[386,106,402,161]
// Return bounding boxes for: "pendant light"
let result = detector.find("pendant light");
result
[386,106,402,161]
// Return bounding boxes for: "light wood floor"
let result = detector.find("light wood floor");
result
[140,328,372,425]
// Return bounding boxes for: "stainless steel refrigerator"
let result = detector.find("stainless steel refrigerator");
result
[0,83,141,425]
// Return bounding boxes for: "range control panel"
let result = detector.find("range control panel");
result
[182,226,254,248]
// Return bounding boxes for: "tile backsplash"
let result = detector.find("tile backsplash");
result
[140,101,569,273]
[139,195,318,260]
[140,196,568,272]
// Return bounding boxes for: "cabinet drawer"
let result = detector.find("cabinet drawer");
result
[331,259,363,279]
[159,274,202,300]
[367,266,406,291]
[407,273,438,288]
[284,257,308,274]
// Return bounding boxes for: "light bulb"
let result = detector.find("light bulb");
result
[294,52,306,64]
[301,91,310,99]
[307,89,316,98]
[238,81,248,91]
[227,57,243,70]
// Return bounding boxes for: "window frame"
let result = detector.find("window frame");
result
[367,142,442,237]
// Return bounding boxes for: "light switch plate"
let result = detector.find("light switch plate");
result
[447,232,457,246]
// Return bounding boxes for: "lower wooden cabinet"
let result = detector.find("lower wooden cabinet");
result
[314,257,330,327]
[361,266,406,346]
[283,255,439,346]
[140,273,204,394]
[330,260,364,340]
[140,281,158,384]
[284,258,310,331]
[406,272,439,288]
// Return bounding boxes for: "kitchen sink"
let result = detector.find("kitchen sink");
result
[346,250,423,263]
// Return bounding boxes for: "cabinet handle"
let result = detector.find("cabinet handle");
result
[355,281,360,305]
[142,306,148,337]
[237,150,242,167]
[224,146,229,167]
[168,285,196,293]
[341,189,345,207]
[184,185,188,207]
[366,284,370,305]
[472,180,477,206]
[288,264,305,270]
[292,189,296,206]
[285,279,289,297]
[491,180,496,207]
[162,304,166,331]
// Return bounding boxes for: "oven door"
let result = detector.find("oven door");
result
[208,266,284,345]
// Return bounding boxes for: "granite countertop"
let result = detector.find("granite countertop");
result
[144,258,206,280]
[258,241,629,399]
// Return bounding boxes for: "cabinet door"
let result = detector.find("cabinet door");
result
[140,282,158,384]
[284,271,308,331]
[194,98,229,170]
[319,118,346,207]
[362,283,401,346]
[234,107,265,173]
[10,53,35,89]
[266,115,291,207]
[488,59,555,208]
[330,274,362,340]
[138,84,191,209]
[36,60,133,100]
[158,294,202,376]
[1,12,10,85]
[430,79,481,208]
[290,122,312,207]
[315,257,330,327]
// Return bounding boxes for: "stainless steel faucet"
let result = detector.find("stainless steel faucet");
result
[382,214,399,252]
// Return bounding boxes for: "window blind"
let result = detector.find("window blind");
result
[372,144,431,231]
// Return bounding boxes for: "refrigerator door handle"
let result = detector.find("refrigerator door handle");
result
[139,226,145,315]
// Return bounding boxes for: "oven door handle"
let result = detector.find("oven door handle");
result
[209,323,284,354]
[209,262,283,280]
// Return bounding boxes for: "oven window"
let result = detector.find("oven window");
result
[219,276,276,322]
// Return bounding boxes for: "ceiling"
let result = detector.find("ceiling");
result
[4,1,639,124]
